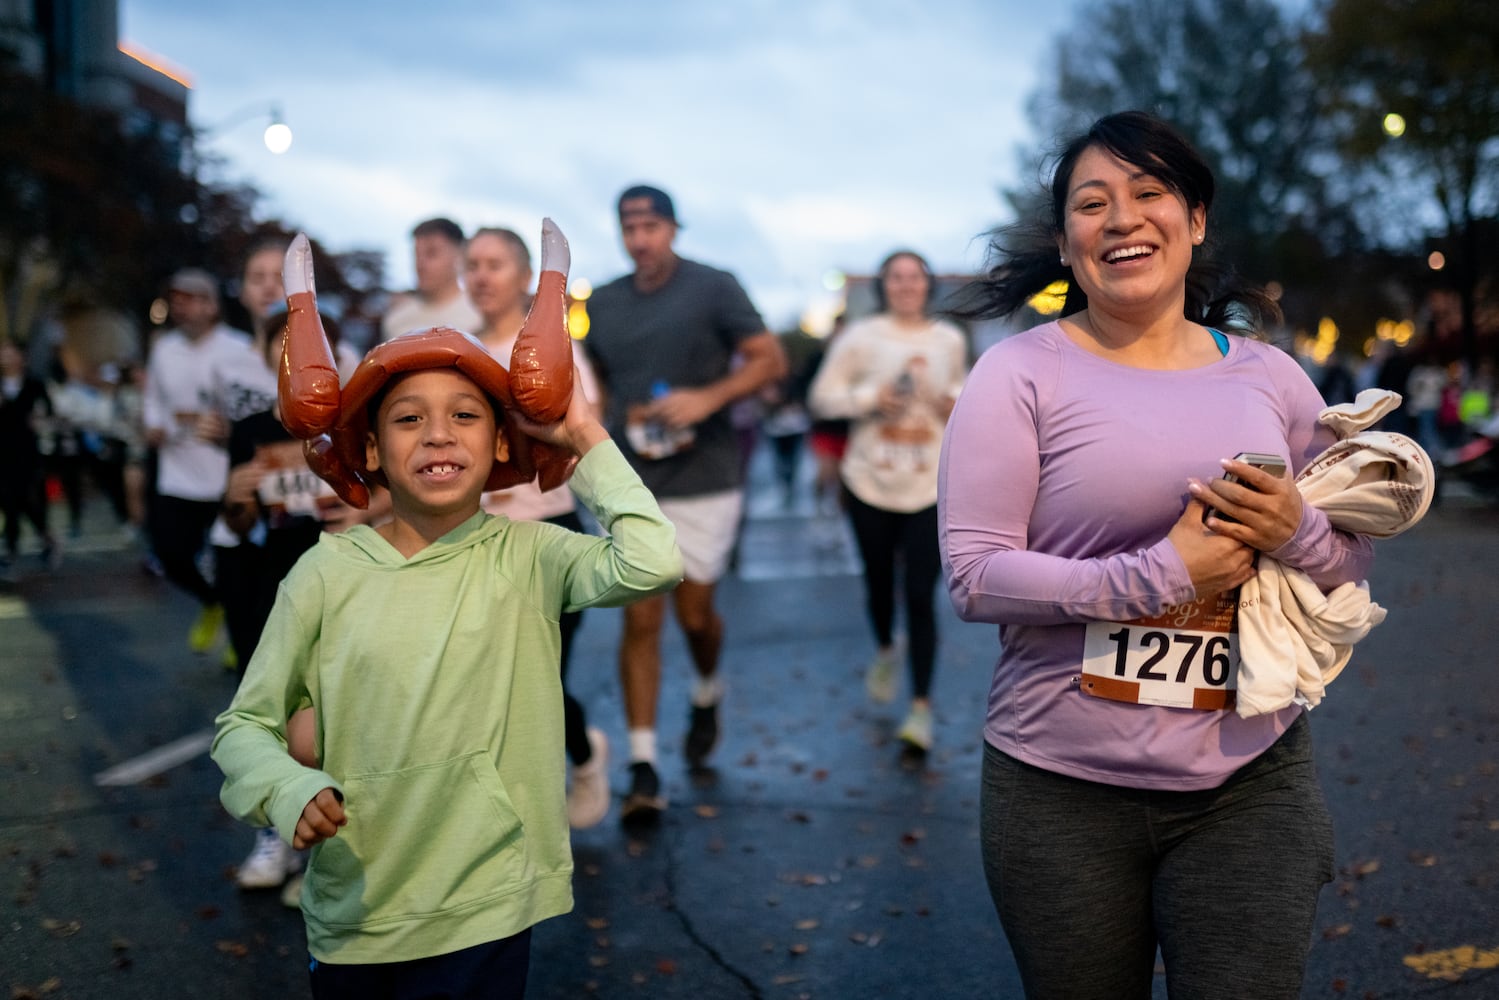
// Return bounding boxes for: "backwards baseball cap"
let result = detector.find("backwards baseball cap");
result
[617,184,681,227]
[168,268,220,301]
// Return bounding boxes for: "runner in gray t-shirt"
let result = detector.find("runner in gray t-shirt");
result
[583,185,786,824]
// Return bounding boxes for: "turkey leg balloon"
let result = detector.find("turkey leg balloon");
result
[508,218,580,491]
[275,221,582,508]
[280,234,371,508]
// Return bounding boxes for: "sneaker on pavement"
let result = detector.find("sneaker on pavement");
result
[567,728,611,829]
[236,828,300,889]
[189,603,225,655]
[620,761,666,826]
[866,646,899,704]
[684,703,719,770]
[280,871,304,909]
[897,704,934,754]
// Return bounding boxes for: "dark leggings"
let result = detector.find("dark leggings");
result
[842,489,940,699]
[980,715,1335,1000]
[548,510,591,766]
[309,928,530,1000]
[149,495,221,606]
[216,543,265,669]
[0,462,50,556]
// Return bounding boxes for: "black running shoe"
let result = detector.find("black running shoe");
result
[620,761,666,826]
[684,703,719,770]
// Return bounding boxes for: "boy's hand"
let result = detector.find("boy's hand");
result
[293,787,346,850]
[510,371,608,458]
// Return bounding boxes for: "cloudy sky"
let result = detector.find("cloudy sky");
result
[121,1,1084,329]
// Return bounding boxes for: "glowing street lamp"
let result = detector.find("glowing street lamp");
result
[1382,112,1406,138]
[262,111,294,154]
[198,102,294,154]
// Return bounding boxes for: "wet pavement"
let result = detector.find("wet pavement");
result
[2,444,1497,998]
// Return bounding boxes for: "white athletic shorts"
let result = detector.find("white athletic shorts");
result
[657,489,744,584]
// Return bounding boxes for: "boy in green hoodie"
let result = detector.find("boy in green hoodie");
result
[211,321,682,998]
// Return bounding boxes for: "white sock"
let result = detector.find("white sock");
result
[691,673,724,709]
[628,728,657,765]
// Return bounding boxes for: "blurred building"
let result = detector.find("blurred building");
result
[1,0,188,140]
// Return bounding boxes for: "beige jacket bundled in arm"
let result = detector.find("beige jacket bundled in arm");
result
[1235,389,1435,718]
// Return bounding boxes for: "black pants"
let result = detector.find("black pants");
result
[0,461,50,557]
[980,716,1334,999]
[309,929,531,1000]
[149,495,220,606]
[843,489,941,699]
[216,543,269,670]
[548,510,591,766]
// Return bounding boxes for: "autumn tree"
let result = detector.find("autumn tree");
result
[1010,0,1369,334]
[1304,0,1499,364]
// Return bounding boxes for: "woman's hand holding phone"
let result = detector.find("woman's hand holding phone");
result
[1192,452,1301,552]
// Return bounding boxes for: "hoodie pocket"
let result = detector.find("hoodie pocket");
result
[304,750,526,929]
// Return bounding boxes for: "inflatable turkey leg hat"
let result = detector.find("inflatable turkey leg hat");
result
[277,219,579,510]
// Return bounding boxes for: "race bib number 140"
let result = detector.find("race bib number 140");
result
[1079,593,1239,711]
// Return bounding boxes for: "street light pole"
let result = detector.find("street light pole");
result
[195,101,293,154]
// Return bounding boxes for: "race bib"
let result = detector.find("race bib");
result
[871,420,934,474]
[253,441,339,525]
[257,467,339,521]
[1079,592,1239,711]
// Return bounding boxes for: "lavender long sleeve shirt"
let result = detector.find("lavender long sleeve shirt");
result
[938,322,1374,790]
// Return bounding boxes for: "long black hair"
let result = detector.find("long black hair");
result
[952,111,1279,333]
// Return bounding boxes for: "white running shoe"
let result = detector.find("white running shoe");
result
[236,828,301,889]
[897,703,934,753]
[865,645,899,704]
[567,728,611,829]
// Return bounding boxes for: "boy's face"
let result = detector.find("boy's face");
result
[365,369,508,519]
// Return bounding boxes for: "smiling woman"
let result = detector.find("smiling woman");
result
[939,110,1378,1000]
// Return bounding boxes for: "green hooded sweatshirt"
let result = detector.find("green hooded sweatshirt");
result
[212,442,681,963]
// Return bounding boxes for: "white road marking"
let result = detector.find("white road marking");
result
[94,728,215,786]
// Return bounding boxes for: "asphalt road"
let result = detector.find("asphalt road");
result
[2,449,1496,999]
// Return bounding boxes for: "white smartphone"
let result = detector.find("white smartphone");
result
[1205,451,1287,523]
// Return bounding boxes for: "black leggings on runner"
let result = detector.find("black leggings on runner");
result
[150,495,221,606]
[548,510,591,766]
[842,489,940,699]
[979,715,1335,999]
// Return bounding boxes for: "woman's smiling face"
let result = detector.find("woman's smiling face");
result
[1057,144,1206,321]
